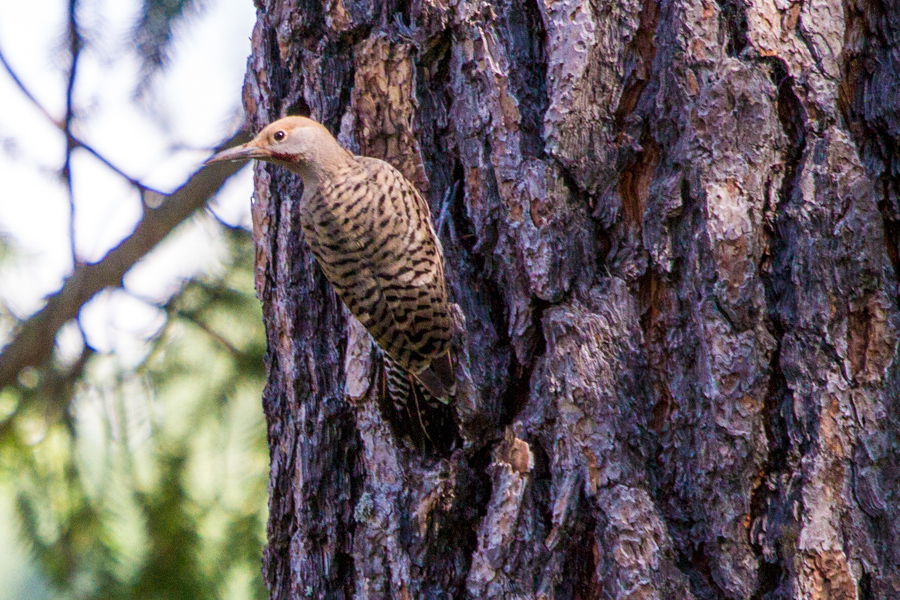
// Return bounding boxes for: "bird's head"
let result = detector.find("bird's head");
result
[206,116,347,181]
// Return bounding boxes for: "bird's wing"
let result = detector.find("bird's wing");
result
[359,159,453,369]
[310,158,453,381]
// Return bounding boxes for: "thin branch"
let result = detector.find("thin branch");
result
[173,308,242,357]
[124,289,243,357]
[0,47,57,125]
[64,0,82,132]
[0,44,155,192]
[63,0,87,346]
[0,129,253,391]
[63,0,83,269]
[205,204,248,232]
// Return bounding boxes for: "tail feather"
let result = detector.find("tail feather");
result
[381,353,456,453]
[383,355,416,410]
[413,351,456,402]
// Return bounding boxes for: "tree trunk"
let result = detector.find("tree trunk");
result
[242,0,900,597]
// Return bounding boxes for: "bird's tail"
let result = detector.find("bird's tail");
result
[381,354,456,453]
[383,354,417,409]
[413,351,456,402]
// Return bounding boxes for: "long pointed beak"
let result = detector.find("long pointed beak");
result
[205,142,270,165]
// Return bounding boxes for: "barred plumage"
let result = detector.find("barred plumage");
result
[207,116,455,400]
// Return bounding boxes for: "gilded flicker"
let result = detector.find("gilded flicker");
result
[207,116,455,401]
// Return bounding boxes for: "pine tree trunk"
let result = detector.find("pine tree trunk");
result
[243,0,900,597]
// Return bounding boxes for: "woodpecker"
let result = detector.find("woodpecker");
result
[207,117,455,401]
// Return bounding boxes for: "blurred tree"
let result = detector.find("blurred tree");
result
[1,225,268,600]
[0,1,267,599]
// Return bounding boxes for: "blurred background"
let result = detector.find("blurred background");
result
[0,0,268,598]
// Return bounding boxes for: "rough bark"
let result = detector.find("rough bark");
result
[243,0,900,598]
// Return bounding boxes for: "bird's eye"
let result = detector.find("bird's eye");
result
[273,130,286,142]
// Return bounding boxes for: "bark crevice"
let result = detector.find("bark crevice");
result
[716,0,749,57]
[614,0,659,128]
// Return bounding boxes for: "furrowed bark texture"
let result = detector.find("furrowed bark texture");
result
[243,0,900,597]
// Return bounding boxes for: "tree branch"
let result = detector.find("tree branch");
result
[63,0,83,267]
[0,129,252,391]
[0,44,155,191]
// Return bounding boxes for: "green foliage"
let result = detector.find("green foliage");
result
[132,0,203,84]
[0,224,269,600]
[0,229,15,265]
[0,230,19,344]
